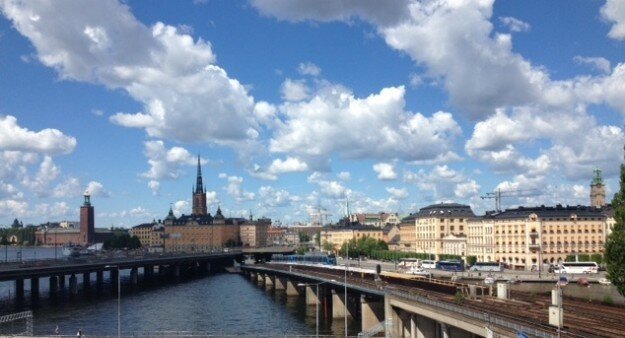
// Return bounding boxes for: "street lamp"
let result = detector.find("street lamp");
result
[344,242,349,338]
[298,280,335,338]
[105,265,121,338]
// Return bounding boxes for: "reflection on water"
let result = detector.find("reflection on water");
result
[0,248,359,336]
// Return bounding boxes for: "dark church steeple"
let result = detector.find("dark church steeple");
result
[192,154,208,215]
[195,154,204,194]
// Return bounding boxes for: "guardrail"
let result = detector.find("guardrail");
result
[386,288,556,338]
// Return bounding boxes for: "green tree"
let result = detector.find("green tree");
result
[466,256,477,266]
[605,156,625,297]
[298,232,310,243]
[321,241,334,252]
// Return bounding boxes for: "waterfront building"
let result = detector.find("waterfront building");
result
[129,222,164,250]
[397,214,417,252]
[35,192,112,246]
[466,216,495,262]
[320,223,384,252]
[414,203,475,260]
[267,226,287,246]
[156,157,271,252]
[483,204,609,269]
[349,212,400,227]
[240,218,271,247]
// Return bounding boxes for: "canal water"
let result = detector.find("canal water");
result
[0,247,360,336]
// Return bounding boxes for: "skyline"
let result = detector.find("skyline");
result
[1,0,625,227]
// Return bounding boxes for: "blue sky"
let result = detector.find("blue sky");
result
[1,0,624,227]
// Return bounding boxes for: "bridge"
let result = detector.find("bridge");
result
[242,263,625,338]
[0,246,296,305]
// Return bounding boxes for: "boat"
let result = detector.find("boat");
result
[598,278,612,285]
[62,244,81,257]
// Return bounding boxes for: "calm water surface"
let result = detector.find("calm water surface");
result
[0,247,358,336]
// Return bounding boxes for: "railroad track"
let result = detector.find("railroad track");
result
[255,264,625,337]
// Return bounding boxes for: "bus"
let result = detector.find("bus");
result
[554,261,599,274]
[470,262,504,272]
[397,258,421,273]
[421,260,437,269]
[436,260,465,272]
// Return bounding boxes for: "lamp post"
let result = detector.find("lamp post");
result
[105,265,121,338]
[344,241,349,338]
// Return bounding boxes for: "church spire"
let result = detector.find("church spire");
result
[195,154,204,194]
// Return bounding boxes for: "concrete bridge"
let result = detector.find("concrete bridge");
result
[0,251,240,303]
[242,264,562,338]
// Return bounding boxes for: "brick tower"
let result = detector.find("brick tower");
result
[80,191,95,245]
[192,155,207,215]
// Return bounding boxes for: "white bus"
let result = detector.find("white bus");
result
[470,262,504,272]
[555,261,599,274]
[421,260,437,269]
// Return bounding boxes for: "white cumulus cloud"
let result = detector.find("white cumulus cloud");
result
[373,162,397,180]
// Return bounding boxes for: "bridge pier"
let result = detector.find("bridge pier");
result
[305,285,320,305]
[286,280,301,296]
[265,275,274,290]
[69,274,78,295]
[130,267,139,287]
[250,272,256,282]
[256,273,264,286]
[30,277,39,301]
[144,265,153,280]
[14,278,24,303]
[83,272,91,290]
[331,289,353,318]
[173,264,180,280]
[49,275,58,296]
[58,274,65,291]
[111,269,119,291]
[361,294,384,333]
[96,271,104,291]
[275,276,286,290]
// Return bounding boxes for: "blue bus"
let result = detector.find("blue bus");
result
[436,260,465,272]
[271,253,337,265]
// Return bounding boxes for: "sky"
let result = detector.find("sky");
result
[0,0,624,228]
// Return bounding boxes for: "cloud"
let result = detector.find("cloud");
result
[172,200,189,217]
[373,162,397,180]
[280,78,310,101]
[21,156,60,197]
[0,115,76,155]
[337,171,351,181]
[270,85,461,163]
[140,140,196,194]
[1,1,257,146]
[405,165,479,201]
[86,181,110,197]
[454,180,480,198]
[601,0,625,40]
[0,181,23,199]
[251,0,410,26]
[220,174,255,202]
[0,199,28,217]
[498,16,530,32]
[268,157,309,175]
[297,62,321,76]
[386,186,408,200]
[258,186,299,208]
[53,177,82,198]
[573,56,611,74]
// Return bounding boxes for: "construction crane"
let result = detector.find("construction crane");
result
[308,207,332,226]
[480,188,542,212]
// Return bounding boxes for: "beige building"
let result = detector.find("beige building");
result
[441,233,467,257]
[466,217,495,262]
[320,224,384,252]
[240,218,271,248]
[397,214,417,252]
[349,212,400,227]
[130,222,164,249]
[414,203,475,260]
[480,205,610,270]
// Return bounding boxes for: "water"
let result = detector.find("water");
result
[0,247,359,336]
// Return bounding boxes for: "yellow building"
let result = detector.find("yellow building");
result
[466,217,494,262]
[321,224,384,252]
[129,222,164,249]
[240,218,271,248]
[397,214,417,252]
[414,203,475,260]
[481,205,610,270]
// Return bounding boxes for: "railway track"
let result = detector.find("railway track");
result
[255,264,625,337]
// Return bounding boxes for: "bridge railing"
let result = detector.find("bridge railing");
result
[386,287,557,338]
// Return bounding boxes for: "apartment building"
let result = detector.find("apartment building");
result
[320,224,384,252]
[414,203,475,260]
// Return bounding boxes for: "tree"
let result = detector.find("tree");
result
[466,256,477,266]
[605,155,625,297]
[298,232,310,243]
[321,241,334,252]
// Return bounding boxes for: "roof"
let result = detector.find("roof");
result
[416,203,475,218]
[382,223,397,234]
[132,222,155,229]
[484,204,609,220]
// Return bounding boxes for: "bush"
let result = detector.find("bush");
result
[602,295,614,305]
[454,291,465,304]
